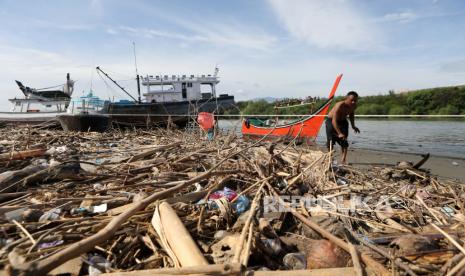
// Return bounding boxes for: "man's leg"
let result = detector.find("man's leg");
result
[339,138,349,164]
[339,120,350,164]
[341,146,348,164]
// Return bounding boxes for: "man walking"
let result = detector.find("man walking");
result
[326,91,360,164]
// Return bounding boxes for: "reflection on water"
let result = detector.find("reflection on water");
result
[217,119,465,158]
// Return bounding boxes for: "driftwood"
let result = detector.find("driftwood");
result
[8,128,270,275]
[151,202,208,267]
[0,164,46,193]
[412,153,430,169]
[348,243,363,276]
[0,148,46,162]
[101,264,356,275]
[290,206,389,275]
[0,125,463,275]
[11,176,210,274]
[103,263,243,275]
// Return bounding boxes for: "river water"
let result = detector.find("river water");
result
[217,119,465,159]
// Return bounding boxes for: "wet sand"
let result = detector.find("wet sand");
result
[308,144,465,182]
[344,148,465,182]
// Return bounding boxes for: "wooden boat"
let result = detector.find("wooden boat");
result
[57,67,234,131]
[241,74,343,144]
[0,74,74,125]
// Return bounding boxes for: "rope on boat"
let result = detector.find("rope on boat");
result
[35,84,66,91]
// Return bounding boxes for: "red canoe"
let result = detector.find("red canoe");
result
[241,74,343,144]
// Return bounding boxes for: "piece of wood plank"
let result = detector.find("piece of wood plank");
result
[49,257,82,276]
[0,148,46,161]
[152,202,208,267]
[103,263,242,275]
[107,203,136,216]
[102,265,355,276]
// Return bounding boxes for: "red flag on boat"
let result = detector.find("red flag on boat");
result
[197,112,215,130]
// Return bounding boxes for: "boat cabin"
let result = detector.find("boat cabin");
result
[66,91,107,114]
[141,72,219,103]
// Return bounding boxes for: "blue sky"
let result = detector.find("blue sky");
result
[0,0,465,109]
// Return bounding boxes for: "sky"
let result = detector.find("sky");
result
[0,0,465,109]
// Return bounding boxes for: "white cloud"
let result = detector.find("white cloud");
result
[119,26,193,41]
[106,28,118,35]
[383,12,417,23]
[0,46,71,69]
[267,0,381,51]
[57,24,95,31]
[117,22,277,51]
[173,20,277,51]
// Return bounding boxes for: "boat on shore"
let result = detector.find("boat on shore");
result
[241,74,342,144]
[57,91,111,132]
[58,67,235,131]
[0,74,74,125]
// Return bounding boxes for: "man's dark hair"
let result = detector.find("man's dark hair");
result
[347,91,359,97]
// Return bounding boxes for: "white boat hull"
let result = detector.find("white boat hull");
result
[0,111,62,124]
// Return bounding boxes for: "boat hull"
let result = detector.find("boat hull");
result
[241,74,343,143]
[58,95,235,131]
[241,103,332,144]
[0,112,63,125]
[57,114,111,132]
[103,95,235,128]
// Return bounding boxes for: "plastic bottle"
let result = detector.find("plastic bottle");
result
[283,253,307,270]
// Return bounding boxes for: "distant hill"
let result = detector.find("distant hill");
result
[250,96,280,103]
[225,85,465,116]
[352,85,465,115]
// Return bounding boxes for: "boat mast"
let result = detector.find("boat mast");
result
[96,66,138,103]
[133,42,142,103]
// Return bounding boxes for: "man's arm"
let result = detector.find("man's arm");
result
[349,112,355,128]
[349,111,360,133]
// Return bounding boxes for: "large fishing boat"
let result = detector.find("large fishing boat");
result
[0,74,74,125]
[58,67,235,131]
[241,74,342,144]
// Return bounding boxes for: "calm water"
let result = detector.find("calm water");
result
[217,119,465,159]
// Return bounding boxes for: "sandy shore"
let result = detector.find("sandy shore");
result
[307,144,465,182]
[341,148,465,182]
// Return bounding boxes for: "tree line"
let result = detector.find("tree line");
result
[224,85,465,116]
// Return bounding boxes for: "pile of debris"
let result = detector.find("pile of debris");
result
[0,126,464,275]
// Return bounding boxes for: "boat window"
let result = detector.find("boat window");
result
[187,83,192,88]
[149,84,175,92]
[201,84,213,93]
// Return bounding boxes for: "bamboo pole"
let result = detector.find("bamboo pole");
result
[152,202,208,267]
